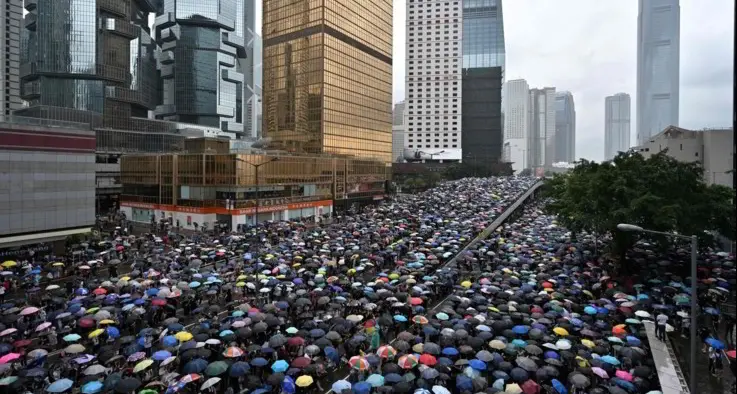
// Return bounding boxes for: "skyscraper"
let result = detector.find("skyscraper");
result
[262,0,393,163]
[0,0,22,118]
[528,87,556,169]
[636,0,680,146]
[605,93,632,160]
[154,0,248,135]
[405,0,506,164]
[503,79,529,173]
[19,0,161,130]
[244,0,262,138]
[392,101,406,162]
[554,91,576,163]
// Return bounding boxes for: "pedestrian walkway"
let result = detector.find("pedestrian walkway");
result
[643,321,690,394]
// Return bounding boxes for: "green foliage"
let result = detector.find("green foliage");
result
[544,151,736,269]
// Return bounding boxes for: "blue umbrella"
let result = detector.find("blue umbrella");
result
[250,357,268,367]
[365,374,385,387]
[705,337,725,350]
[512,325,529,335]
[167,323,184,332]
[551,379,567,394]
[146,288,159,296]
[600,355,620,366]
[625,336,641,346]
[543,351,559,359]
[81,381,103,394]
[282,376,296,394]
[393,315,408,322]
[162,336,177,347]
[229,361,250,377]
[271,360,289,373]
[219,330,235,337]
[455,375,473,391]
[105,327,120,338]
[332,380,352,392]
[189,281,201,288]
[353,382,372,394]
[183,358,208,374]
[384,373,402,384]
[441,347,459,356]
[152,350,172,361]
[47,379,74,393]
[468,359,486,371]
[704,307,720,315]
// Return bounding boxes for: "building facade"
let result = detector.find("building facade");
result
[528,87,556,169]
[392,101,405,162]
[636,0,680,146]
[554,91,575,163]
[634,126,733,187]
[0,0,22,118]
[153,0,248,135]
[243,0,262,138]
[605,93,631,160]
[404,0,463,162]
[262,0,393,164]
[19,0,160,131]
[503,79,529,173]
[0,119,96,251]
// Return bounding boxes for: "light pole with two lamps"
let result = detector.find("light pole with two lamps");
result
[616,223,698,393]
[235,157,279,226]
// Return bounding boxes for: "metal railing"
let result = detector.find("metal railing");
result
[0,114,92,130]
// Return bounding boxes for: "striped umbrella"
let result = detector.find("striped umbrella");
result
[179,374,202,384]
[397,354,419,369]
[222,347,244,358]
[412,316,429,325]
[348,356,370,371]
[376,345,397,359]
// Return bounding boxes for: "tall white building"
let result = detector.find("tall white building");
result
[528,87,556,168]
[605,93,632,160]
[0,0,22,118]
[393,101,406,162]
[636,0,680,146]
[503,79,529,173]
[404,0,463,162]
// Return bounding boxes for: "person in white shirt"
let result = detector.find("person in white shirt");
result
[655,313,668,341]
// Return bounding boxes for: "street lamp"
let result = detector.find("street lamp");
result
[616,223,698,393]
[235,157,279,226]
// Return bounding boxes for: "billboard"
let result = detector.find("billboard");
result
[402,148,462,161]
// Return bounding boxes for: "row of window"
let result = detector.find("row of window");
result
[407,144,458,149]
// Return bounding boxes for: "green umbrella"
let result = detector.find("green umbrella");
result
[205,361,229,376]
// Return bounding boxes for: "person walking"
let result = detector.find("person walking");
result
[655,312,668,341]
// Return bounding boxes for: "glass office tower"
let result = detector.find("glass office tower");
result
[19,0,160,130]
[262,0,393,163]
[462,0,505,70]
[154,0,248,135]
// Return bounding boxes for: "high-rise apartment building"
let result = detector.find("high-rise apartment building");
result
[392,101,405,162]
[528,87,556,168]
[404,0,506,164]
[554,91,576,163]
[636,0,680,146]
[154,0,248,135]
[19,0,160,131]
[262,0,393,163]
[605,93,632,160]
[243,0,262,138]
[0,0,22,118]
[502,79,529,173]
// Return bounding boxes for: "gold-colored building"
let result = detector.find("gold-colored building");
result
[262,0,393,164]
[119,152,389,228]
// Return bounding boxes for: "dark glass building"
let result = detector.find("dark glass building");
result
[153,0,247,135]
[262,0,393,164]
[554,91,576,163]
[19,0,160,131]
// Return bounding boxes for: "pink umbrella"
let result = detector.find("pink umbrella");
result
[615,370,633,381]
[19,307,39,316]
[0,353,20,364]
[591,367,609,379]
[0,328,17,337]
[35,322,52,332]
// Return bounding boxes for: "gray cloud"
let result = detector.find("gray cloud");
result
[390,0,733,162]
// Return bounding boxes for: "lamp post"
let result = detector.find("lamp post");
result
[235,157,279,226]
[616,223,698,393]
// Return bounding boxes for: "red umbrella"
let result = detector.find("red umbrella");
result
[287,337,305,347]
[418,353,437,366]
[151,298,167,306]
[727,350,736,358]
[93,288,107,295]
[115,245,124,251]
[13,339,32,348]
[79,318,95,328]
[521,379,540,394]
[291,356,311,368]
[410,297,423,306]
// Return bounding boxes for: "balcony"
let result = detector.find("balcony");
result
[24,13,36,31]
[98,0,128,18]
[24,0,36,11]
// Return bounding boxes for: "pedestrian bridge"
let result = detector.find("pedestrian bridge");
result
[643,321,690,394]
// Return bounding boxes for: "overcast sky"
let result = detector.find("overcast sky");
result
[389,0,734,162]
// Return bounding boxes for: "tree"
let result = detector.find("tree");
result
[544,151,736,274]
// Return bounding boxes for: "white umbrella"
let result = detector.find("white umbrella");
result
[201,377,221,391]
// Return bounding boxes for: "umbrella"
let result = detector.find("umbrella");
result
[46,379,74,393]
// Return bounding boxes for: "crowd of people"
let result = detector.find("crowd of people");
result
[0,176,733,394]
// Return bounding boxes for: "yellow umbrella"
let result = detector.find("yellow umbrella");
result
[505,383,522,394]
[488,306,500,313]
[581,339,595,348]
[88,329,104,338]
[133,359,154,373]
[460,281,472,289]
[388,273,400,280]
[86,307,100,314]
[235,282,246,287]
[1,261,17,268]
[553,327,569,336]
[52,262,65,267]
[575,356,590,368]
[295,375,314,387]
[236,275,248,280]
[175,331,193,342]
[98,320,116,325]
[120,276,131,281]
